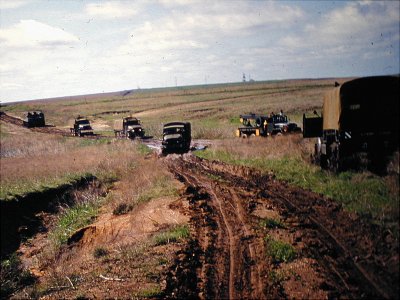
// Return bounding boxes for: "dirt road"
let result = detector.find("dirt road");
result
[164,155,398,299]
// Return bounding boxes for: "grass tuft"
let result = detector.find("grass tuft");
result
[265,235,296,263]
[152,225,190,246]
[93,247,109,258]
[0,254,35,298]
[260,218,286,229]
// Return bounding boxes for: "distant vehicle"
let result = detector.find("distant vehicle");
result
[70,116,94,137]
[162,122,191,154]
[266,113,302,136]
[236,112,301,138]
[23,111,45,128]
[114,117,145,139]
[303,76,399,173]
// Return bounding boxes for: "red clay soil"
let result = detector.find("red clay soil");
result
[164,155,399,299]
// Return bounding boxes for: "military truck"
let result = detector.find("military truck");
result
[114,117,145,139]
[23,111,45,128]
[303,76,399,173]
[236,112,301,137]
[162,122,191,154]
[70,116,94,137]
[236,113,268,137]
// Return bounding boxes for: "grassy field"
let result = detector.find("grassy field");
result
[1,78,398,220]
[1,79,344,138]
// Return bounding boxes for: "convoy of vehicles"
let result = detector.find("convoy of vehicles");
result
[70,116,94,137]
[7,76,399,167]
[162,122,191,154]
[114,117,145,139]
[23,111,45,128]
[236,112,301,138]
[303,76,399,173]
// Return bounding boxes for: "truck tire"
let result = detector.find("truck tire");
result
[329,143,340,172]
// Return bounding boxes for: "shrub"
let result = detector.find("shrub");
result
[113,203,133,215]
[93,247,109,258]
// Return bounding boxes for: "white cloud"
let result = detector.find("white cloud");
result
[0,0,30,10]
[85,1,140,19]
[0,20,79,48]
[279,1,399,54]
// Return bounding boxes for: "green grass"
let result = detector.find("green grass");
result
[265,235,296,263]
[49,195,103,247]
[196,150,398,224]
[133,286,163,298]
[136,143,153,156]
[260,218,286,229]
[0,254,35,298]
[152,225,190,246]
[137,175,178,204]
[0,172,94,201]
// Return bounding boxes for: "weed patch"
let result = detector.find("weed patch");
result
[93,247,109,258]
[112,203,133,215]
[0,254,35,298]
[137,176,178,204]
[260,218,286,229]
[265,235,296,263]
[49,187,104,248]
[152,225,190,246]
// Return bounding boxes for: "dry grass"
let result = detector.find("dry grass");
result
[209,134,313,161]
[2,79,343,139]
[0,121,165,199]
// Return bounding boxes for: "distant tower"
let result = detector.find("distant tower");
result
[242,73,246,82]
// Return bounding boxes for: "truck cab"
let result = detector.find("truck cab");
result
[162,122,191,154]
[23,111,45,128]
[123,117,144,139]
[71,117,94,136]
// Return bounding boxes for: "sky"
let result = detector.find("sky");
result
[0,0,399,103]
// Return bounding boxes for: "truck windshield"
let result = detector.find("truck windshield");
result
[164,127,184,135]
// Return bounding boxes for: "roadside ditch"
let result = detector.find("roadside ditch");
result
[1,175,98,258]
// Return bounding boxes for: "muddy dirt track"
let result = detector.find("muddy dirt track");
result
[0,112,109,139]
[164,155,398,299]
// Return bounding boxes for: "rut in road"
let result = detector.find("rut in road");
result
[166,155,276,299]
[165,155,398,299]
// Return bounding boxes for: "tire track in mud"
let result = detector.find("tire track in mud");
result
[166,156,268,299]
[165,155,398,299]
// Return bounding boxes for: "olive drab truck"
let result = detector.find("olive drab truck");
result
[23,111,45,128]
[303,76,399,173]
[162,122,191,154]
[114,117,145,139]
[70,116,94,137]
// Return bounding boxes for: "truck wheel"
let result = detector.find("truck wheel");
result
[241,134,247,139]
[329,143,340,172]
